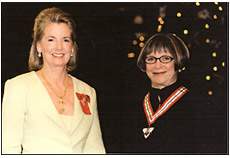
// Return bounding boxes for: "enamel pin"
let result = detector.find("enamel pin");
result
[143,127,154,139]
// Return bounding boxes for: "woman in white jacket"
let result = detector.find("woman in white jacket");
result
[2,7,105,154]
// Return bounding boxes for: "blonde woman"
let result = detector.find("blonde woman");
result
[2,7,105,154]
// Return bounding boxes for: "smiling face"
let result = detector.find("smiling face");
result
[37,22,73,70]
[146,51,177,89]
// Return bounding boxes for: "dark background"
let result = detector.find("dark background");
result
[1,2,228,153]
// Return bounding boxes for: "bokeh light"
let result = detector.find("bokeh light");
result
[177,12,182,17]
[212,52,217,57]
[128,52,135,58]
[184,29,188,34]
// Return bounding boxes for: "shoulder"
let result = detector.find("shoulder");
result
[70,75,96,93]
[3,72,37,97]
[7,71,35,82]
[5,71,36,87]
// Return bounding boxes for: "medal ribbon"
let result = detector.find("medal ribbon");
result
[143,86,188,126]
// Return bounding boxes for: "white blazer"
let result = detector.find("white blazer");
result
[2,71,106,154]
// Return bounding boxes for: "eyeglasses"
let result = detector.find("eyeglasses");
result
[145,55,174,64]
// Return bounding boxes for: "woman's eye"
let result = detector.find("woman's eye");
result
[147,58,154,61]
[48,39,53,42]
[162,56,170,60]
[64,39,70,42]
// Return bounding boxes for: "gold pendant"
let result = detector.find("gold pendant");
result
[143,127,154,139]
[59,99,65,112]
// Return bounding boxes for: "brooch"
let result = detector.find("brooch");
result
[76,92,91,114]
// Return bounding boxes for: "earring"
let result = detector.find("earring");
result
[71,53,73,57]
[38,52,42,58]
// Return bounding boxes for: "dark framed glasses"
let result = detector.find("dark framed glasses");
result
[145,55,174,64]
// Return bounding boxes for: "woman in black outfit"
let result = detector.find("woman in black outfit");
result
[121,33,209,153]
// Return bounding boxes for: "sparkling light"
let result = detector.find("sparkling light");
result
[128,53,135,58]
[132,40,138,45]
[184,29,188,34]
[182,67,186,71]
[213,66,218,71]
[157,29,161,32]
[212,52,217,57]
[208,91,213,96]
[219,6,223,11]
[177,12,182,17]
[205,24,210,29]
[157,25,162,32]
[139,42,144,47]
[213,14,218,19]
[206,38,210,43]
[196,2,200,6]
[222,62,225,67]
[214,2,218,5]
[158,17,163,22]
[160,20,164,25]
[206,76,211,80]
[139,36,145,41]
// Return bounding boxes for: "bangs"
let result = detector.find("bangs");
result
[146,37,175,56]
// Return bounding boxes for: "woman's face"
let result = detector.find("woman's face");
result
[37,22,73,70]
[145,51,177,89]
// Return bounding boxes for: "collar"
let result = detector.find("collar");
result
[149,82,180,102]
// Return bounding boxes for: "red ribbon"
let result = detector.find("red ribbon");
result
[76,92,91,115]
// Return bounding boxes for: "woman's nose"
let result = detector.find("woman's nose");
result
[56,41,63,50]
[154,59,162,68]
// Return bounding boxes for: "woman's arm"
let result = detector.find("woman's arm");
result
[2,79,26,154]
[83,88,106,154]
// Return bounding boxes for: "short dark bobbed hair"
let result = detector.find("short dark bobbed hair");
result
[137,33,190,72]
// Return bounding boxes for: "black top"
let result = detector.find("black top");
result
[120,81,210,154]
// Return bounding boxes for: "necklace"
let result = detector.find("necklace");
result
[41,70,69,113]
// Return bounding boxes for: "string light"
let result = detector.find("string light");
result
[222,62,225,67]
[219,6,223,11]
[128,52,135,58]
[158,17,164,25]
[139,36,145,41]
[196,2,200,6]
[177,12,182,17]
[132,40,138,45]
[182,67,186,71]
[139,42,144,47]
[160,20,164,25]
[157,25,162,32]
[205,24,210,29]
[213,66,218,71]
[183,29,188,34]
[206,38,210,43]
[212,52,217,57]
[206,76,211,80]
[214,2,218,5]
[208,91,213,96]
[213,14,218,19]
[158,17,163,22]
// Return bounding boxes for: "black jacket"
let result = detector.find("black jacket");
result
[120,81,211,154]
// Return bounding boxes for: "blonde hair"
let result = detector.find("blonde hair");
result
[137,33,190,71]
[28,7,78,72]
